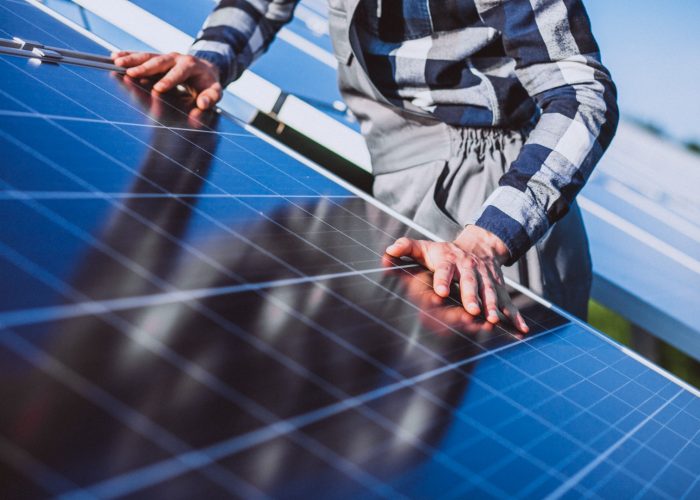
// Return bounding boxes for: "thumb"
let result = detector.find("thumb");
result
[196,83,223,110]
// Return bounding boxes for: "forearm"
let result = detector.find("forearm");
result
[474,70,619,263]
[473,0,619,264]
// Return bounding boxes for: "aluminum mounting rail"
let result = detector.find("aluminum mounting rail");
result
[0,36,125,73]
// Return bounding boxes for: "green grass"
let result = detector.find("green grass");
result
[587,300,700,389]
[588,300,632,345]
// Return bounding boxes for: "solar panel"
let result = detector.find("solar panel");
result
[1,2,699,499]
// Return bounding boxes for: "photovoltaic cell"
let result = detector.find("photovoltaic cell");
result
[0,2,699,498]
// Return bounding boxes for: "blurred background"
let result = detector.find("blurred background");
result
[587,0,700,150]
[585,1,700,387]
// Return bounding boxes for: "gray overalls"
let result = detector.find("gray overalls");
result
[327,0,593,319]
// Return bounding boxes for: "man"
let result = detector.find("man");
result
[113,0,618,332]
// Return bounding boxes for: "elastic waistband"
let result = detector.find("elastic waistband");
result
[369,119,531,175]
[447,125,530,159]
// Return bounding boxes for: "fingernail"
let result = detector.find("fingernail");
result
[488,310,498,319]
[201,96,210,108]
[436,285,448,295]
[467,303,479,313]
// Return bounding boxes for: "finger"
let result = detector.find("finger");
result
[513,309,529,334]
[432,262,455,297]
[111,50,133,60]
[490,265,529,334]
[386,237,421,260]
[153,59,194,93]
[381,253,399,269]
[500,292,529,334]
[196,83,223,110]
[114,52,156,68]
[126,54,176,78]
[477,266,500,324]
[457,258,480,316]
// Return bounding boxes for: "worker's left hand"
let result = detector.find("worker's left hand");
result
[385,225,529,334]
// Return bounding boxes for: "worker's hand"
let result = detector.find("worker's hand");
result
[385,225,529,334]
[112,51,222,110]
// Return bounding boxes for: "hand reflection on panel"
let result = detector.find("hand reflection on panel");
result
[119,74,214,130]
[385,264,496,338]
[71,77,220,300]
[2,82,536,496]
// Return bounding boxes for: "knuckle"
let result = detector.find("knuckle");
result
[180,55,196,67]
[438,263,453,273]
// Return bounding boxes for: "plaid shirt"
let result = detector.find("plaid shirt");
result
[190,0,618,263]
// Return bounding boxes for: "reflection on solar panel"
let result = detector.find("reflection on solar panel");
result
[1,2,699,499]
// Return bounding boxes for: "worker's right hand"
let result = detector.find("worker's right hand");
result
[112,51,222,111]
[385,229,529,334]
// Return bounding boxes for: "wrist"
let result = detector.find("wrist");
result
[454,225,510,264]
[190,50,228,84]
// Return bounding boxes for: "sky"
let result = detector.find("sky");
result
[584,1,700,143]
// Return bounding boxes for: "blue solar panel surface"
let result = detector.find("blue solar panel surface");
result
[1,2,700,499]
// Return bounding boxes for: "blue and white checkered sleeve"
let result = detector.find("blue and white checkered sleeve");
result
[188,0,299,85]
[473,0,619,265]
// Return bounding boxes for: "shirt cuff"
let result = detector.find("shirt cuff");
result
[470,186,549,265]
[188,48,236,86]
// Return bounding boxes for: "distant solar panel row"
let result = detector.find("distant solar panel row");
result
[0,2,699,499]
